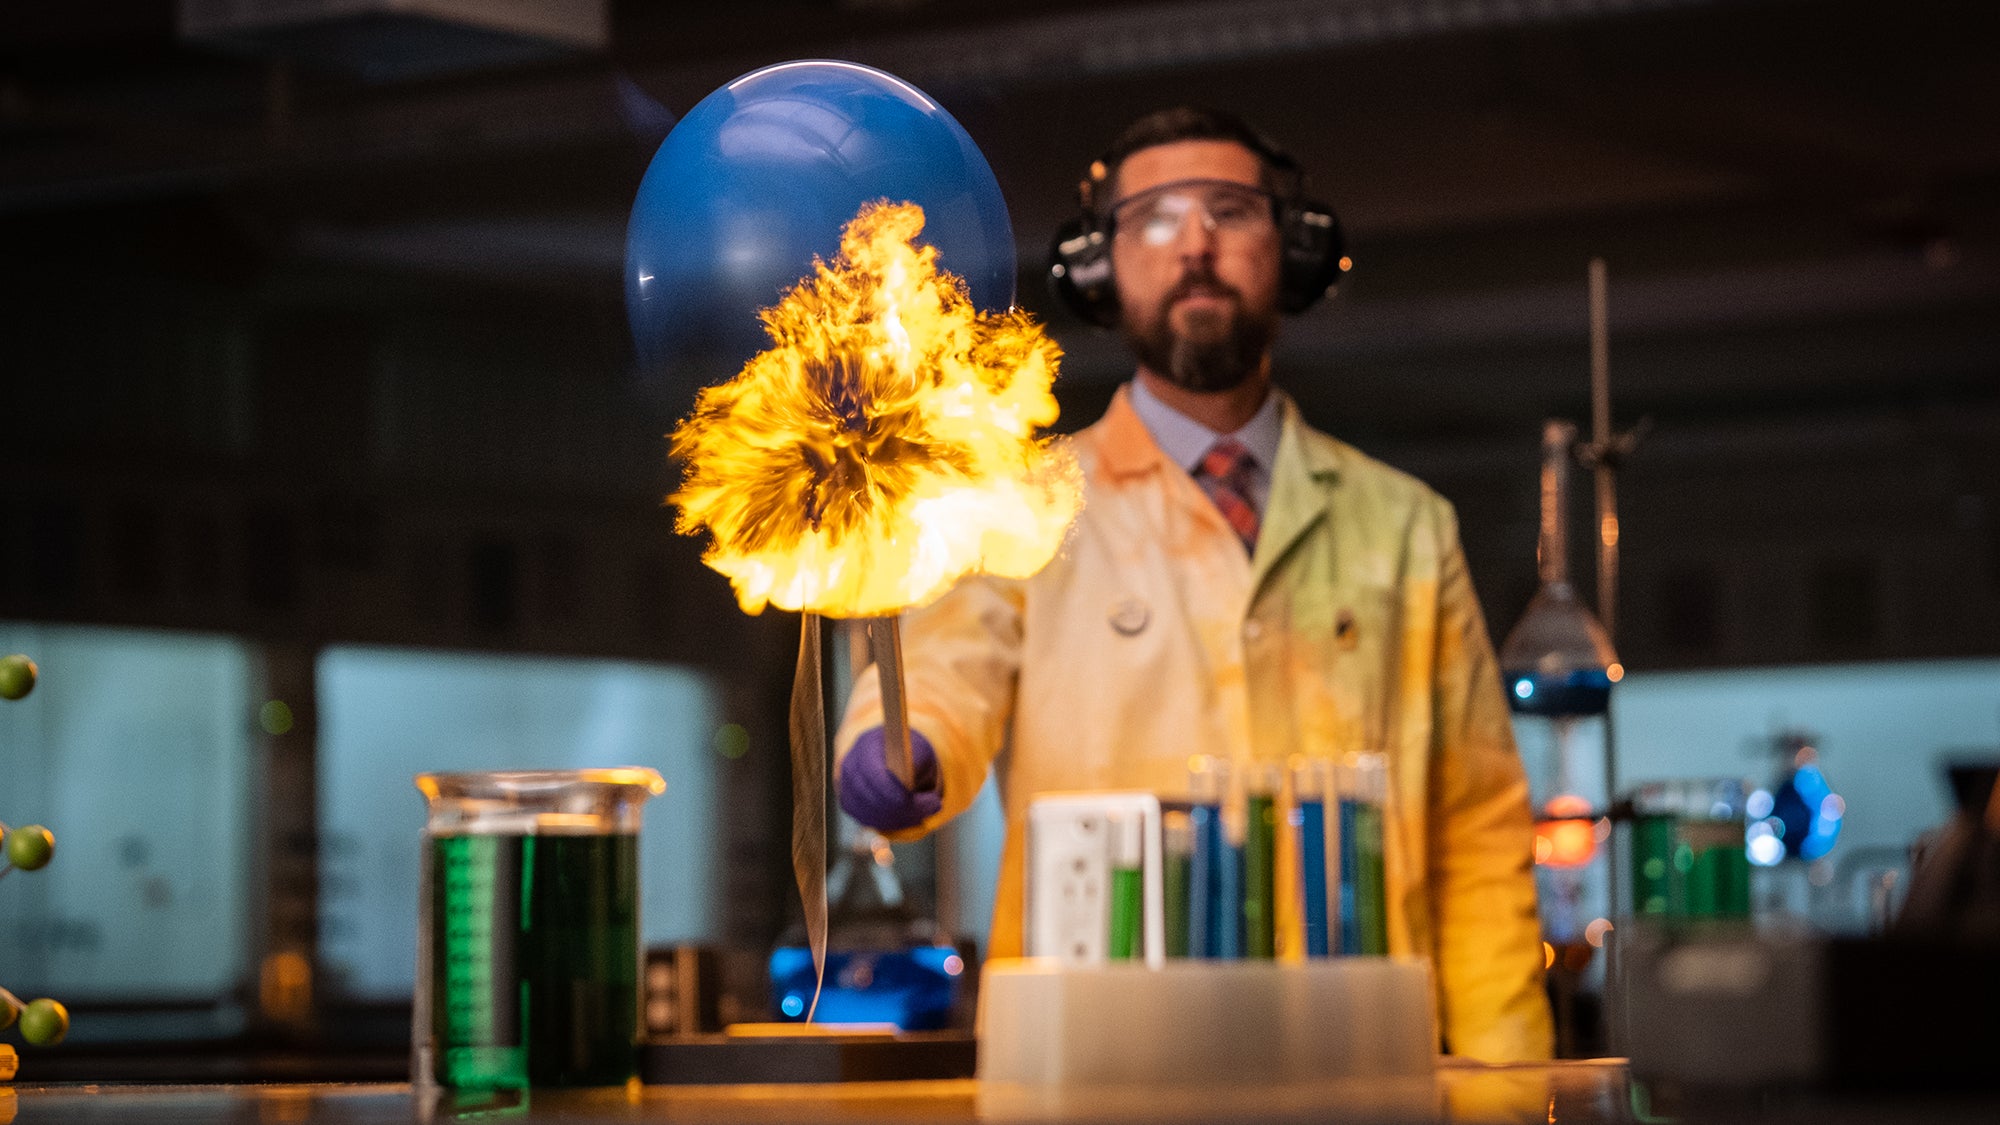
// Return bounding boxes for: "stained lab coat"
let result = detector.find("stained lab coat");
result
[835,385,1553,1061]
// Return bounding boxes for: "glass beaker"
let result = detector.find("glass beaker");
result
[1628,777,1750,920]
[413,768,665,1091]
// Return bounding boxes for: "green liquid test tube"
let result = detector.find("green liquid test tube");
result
[1355,799,1388,955]
[1244,765,1279,959]
[1108,867,1143,960]
[1106,805,1146,961]
[1163,811,1193,958]
[1341,753,1390,956]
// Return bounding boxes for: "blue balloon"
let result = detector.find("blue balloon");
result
[624,60,1016,397]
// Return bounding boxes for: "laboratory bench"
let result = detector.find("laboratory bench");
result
[4,1061,1998,1124]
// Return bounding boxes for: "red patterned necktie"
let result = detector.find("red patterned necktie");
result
[1197,438,1260,553]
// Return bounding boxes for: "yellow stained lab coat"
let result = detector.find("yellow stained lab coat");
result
[835,386,1553,1061]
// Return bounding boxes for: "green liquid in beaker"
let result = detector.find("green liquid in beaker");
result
[430,832,640,1089]
[1631,815,1749,920]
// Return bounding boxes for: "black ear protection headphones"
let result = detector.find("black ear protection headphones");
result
[1047,127,1349,328]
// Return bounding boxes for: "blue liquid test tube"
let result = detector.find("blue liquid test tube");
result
[1338,755,1363,956]
[1186,756,1232,959]
[1217,836,1244,959]
[1188,804,1220,957]
[1292,757,1332,957]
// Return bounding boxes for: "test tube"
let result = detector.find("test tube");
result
[1339,753,1390,956]
[1162,810,1193,958]
[1187,756,1236,959]
[1106,807,1145,961]
[1292,757,1333,957]
[1217,833,1245,959]
[1244,763,1280,959]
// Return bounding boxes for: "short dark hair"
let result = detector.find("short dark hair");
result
[1086,106,1303,212]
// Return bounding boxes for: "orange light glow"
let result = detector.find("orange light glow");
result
[259,951,313,1026]
[670,201,1082,617]
[1545,793,1594,818]
[1533,817,1598,868]
[1542,941,1556,970]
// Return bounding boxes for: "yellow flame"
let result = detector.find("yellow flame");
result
[670,201,1082,617]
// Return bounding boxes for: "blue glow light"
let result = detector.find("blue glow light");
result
[1770,764,1843,861]
[1503,667,1611,716]
[767,945,963,1029]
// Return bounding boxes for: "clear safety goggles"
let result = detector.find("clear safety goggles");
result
[1108,179,1278,247]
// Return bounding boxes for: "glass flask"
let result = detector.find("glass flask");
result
[1628,777,1751,921]
[413,768,665,1091]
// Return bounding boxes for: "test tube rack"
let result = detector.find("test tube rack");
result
[975,956,1436,1098]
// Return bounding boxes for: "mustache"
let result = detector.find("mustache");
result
[1166,268,1242,306]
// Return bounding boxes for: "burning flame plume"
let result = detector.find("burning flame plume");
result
[670,201,1082,617]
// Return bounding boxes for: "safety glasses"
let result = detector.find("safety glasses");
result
[1108,179,1278,247]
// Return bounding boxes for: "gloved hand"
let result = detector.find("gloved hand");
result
[837,726,942,832]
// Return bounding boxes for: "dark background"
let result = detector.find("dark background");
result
[2,0,1997,1049]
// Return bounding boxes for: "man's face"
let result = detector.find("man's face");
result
[1107,140,1284,393]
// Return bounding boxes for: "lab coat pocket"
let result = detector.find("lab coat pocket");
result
[1288,585,1400,754]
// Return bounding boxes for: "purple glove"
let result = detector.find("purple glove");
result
[838,726,942,832]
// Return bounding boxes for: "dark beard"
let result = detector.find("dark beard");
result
[1119,272,1277,393]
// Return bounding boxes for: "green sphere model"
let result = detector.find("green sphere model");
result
[0,654,34,701]
[5,826,53,872]
[18,999,67,1046]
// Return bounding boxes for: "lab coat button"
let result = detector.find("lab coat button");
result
[1109,598,1150,636]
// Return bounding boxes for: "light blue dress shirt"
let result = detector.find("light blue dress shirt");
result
[1126,376,1283,518]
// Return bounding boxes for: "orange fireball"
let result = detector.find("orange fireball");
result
[670,201,1082,617]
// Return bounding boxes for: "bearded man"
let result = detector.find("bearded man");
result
[832,106,1554,1061]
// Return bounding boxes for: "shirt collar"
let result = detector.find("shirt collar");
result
[1127,375,1284,473]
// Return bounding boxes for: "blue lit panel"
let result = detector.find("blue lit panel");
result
[768,945,964,1030]
[317,646,725,1000]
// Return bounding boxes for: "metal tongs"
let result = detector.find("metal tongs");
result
[865,616,915,789]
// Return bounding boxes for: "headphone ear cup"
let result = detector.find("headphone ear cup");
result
[1277,197,1348,314]
[1047,217,1121,328]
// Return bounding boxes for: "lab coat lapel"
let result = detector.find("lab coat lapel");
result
[1099,387,1256,582]
[1251,395,1342,599]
